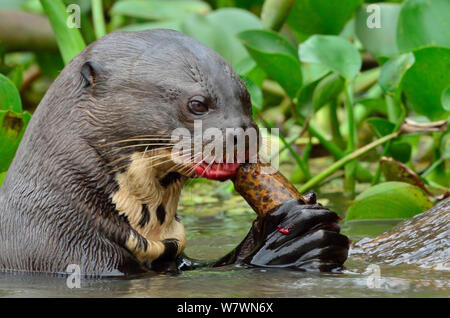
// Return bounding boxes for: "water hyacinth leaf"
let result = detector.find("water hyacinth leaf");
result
[366,117,394,138]
[36,53,65,78]
[380,157,429,193]
[241,76,263,112]
[0,110,31,172]
[358,98,387,116]
[235,56,266,87]
[21,0,44,14]
[313,72,344,112]
[286,0,363,37]
[299,35,362,80]
[402,47,450,120]
[389,141,412,163]
[378,52,415,93]
[397,0,450,52]
[442,87,450,111]
[8,65,24,90]
[119,20,183,32]
[345,182,433,220]
[355,3,401,58]
[110,0,211,21]
[238,30,302,99]
[39,0,86,64]
[0,74,22,113]
[182,8,262,67]
[301,62,330,86]
[182,15,229,59]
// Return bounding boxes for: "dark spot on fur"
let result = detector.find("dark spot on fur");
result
[138,204,150,228]
[159,172,182,188]
[149,239,179,271]
[156,204,166,224]
[136,233,148,251]
[158,239,179,261]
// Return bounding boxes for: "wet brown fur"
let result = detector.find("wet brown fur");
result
[0,29,253,276]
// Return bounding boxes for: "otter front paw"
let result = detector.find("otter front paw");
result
[243,198,350,272]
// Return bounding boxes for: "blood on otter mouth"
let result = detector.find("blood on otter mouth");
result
[193,162,240,181]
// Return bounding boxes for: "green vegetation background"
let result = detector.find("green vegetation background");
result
[0,0,448,221]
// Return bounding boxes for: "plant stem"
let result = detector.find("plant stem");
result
[328,98,345,149]
[39,0,86,64]
[299,131,400,193]
[293,102,373,182]
[371,96,406,185]
[92,0,106,39]
[298,119,448,193]
[344,81,357,197]
[261,0,295,31]
[255,111,311,179]
[385,93,398,123]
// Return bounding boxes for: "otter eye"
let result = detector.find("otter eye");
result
[187,97,209,115]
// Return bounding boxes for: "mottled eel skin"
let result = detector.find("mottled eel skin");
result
[0,30,348,276]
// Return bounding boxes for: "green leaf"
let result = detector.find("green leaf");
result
[312,73,344,111]
[366,117,394,138]
[8,65,24,90]
[389,141,412,163]
[110,0,210,21]
[442,86,450,111]
[402,47,450,120]
[301,63,330,86]
[235,56,266,87]
[378,52,415,93]
[238,30,302,99]
[0,74,22,113]
[39,0,86,64]
[119,20,183,32]
[241,76,263,112]
[397,0,450,52]
[358,98,387,115]
[355,3,401,57]
[286,0,363,37]
[345,182,433,220]
[35,53,65,78]
[21,0,44,14]
[182,8,262,67]
[0,110,31,172]
[299,35,362,80]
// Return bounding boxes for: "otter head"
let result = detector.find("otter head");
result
[77,29,258,183]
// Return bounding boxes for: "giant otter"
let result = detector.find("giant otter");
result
[0,30,349,276]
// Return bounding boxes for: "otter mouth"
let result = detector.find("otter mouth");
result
[192,162,240,181]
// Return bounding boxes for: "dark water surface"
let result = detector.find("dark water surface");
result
[0,191,449,298]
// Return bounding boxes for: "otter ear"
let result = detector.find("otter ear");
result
[81,61,103,87]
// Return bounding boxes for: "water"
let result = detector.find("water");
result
[0,191,449,298]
